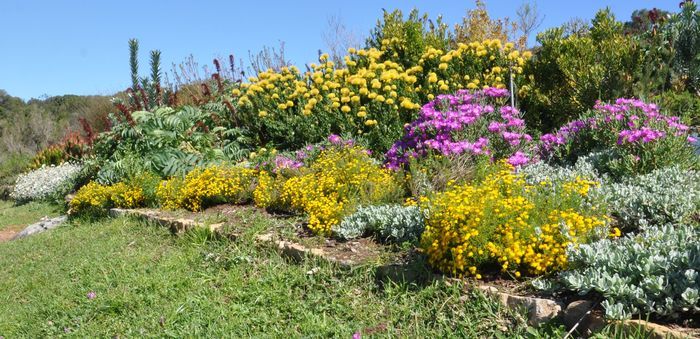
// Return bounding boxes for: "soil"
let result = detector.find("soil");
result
[0,227,20,242]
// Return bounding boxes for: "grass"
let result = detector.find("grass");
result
[0,200,62,232]
[0,206,568,337]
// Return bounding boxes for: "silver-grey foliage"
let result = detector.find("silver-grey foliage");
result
[600,166,700,229]
[333,205,424,243]
[534,224,700,320]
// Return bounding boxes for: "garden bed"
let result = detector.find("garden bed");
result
[104,204,695,337]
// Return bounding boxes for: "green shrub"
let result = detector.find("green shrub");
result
[654,91,700,128]
[0,153,31,187]
[94,104,249,183]
[521,9,640,132]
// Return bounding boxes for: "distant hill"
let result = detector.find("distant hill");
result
[0,89,115,184]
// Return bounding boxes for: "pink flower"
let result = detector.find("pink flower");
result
[87,291,96,300]
[507,151,529,167]
[328,134,342,145]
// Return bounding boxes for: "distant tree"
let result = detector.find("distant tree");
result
[453,0,516,46]
[248,41,291,76]
[563,17,590,36]
[624,8,671,35]
[322,14,361,66]
[515,0,545,47]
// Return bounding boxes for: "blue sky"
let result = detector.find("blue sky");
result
[0,0,679,100]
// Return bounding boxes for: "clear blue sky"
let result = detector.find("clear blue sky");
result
[0,0,679,100]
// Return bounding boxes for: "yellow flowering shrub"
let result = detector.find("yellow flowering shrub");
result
[70,181,145,215]
[253,171,275,209]
[420,163,612,278]
[155,176,184,210]
[234,38,530,151]
[156,165,256,211]
[109,182,145,209]
[275,146,404,235]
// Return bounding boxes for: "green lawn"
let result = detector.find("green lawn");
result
[0,207,568,338]
[0,200,62,233]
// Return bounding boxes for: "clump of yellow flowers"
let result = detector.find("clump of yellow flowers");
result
[70,181,145,215]
[235,39,530,151]
[156,165,256,212]
[420,163,612,278]
[254,145,404,235]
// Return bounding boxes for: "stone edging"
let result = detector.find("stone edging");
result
[109,208,226,234]
[107,208,692,338]
[254,233,358,267]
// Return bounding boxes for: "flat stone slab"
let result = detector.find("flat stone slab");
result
[109,208,225,234]
[12,215,67,240]
[477,285,564,327]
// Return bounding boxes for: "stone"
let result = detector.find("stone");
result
[476,285,563,326]
[561,300,605,336]
[503,294,563,326]
[12,216,67,240]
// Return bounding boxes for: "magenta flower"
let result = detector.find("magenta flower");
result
[540,97,694,161]
[385,88,531,169]
[507,151,529,167]
[328,134,342,145]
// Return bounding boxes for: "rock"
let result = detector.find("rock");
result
[476,285,563,326]
[476,284,499,294]
[618,319,687,339]
[561,300,605,336]
[503,294,563,326]
[12,216,67,240]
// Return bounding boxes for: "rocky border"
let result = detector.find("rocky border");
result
[107,207,691,338]
[109,208,226,235]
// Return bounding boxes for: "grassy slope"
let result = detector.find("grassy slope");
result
[0,201,61,232]
[0,209,566,338]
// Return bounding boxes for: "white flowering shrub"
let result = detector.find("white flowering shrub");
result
[534,224,700,320]
[333,205,424,243]
[10,163,83,202]
[600,166,700,229]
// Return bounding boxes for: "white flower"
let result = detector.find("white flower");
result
[10,163,83,202]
